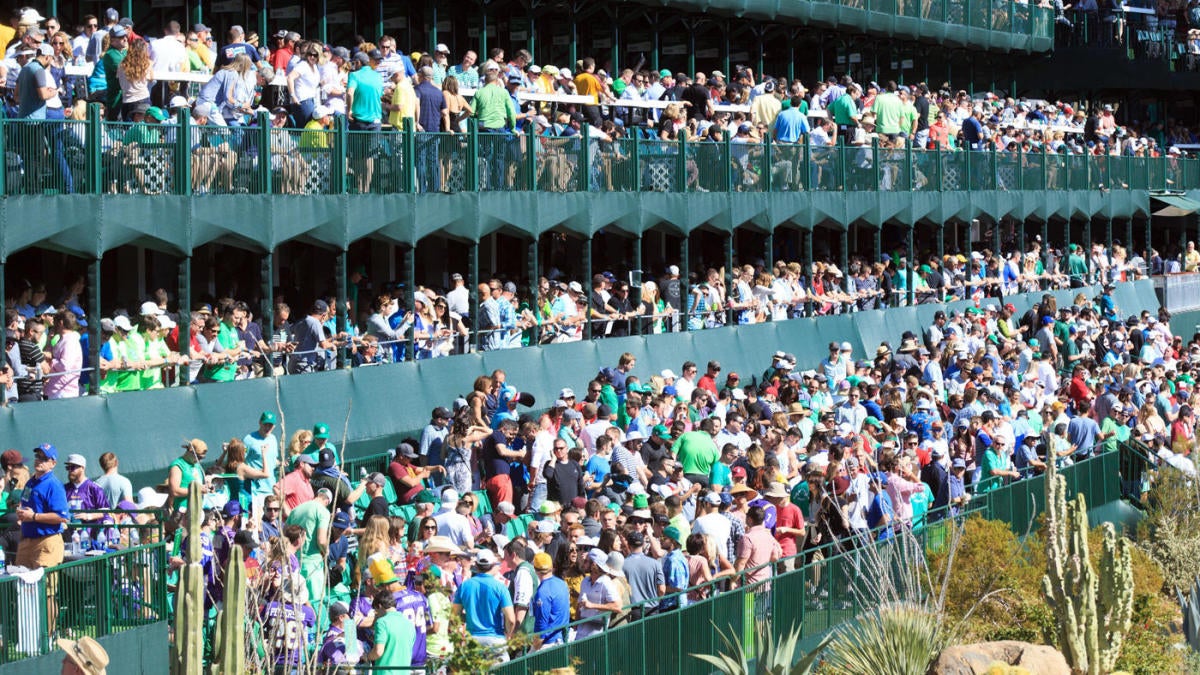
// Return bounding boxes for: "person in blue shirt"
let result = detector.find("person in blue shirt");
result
[15,443,70,569]
[452,550,514,659]
[659,526,690,610]
[530,552,570,647]
[865,473,894,541]
[773,95,810,144]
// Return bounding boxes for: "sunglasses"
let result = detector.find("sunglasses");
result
[265,507,280,512]
[422,525,437,530]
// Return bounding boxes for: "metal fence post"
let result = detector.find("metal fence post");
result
[467,119,480,192]
[676,132,687,192]
[88,103,104,194]
[332,114,348,194]
[579,123,590,192]
[257,110,271,194]
[526,123,537,191]
[403,116,417,194]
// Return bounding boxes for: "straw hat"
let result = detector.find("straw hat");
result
[58,637,109,675]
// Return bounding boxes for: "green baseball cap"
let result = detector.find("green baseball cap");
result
[633,494,649,509]
[663,525,683,544]
[652,424,672,440]
[659,68,672,78]
[415,489,438,504]
[145,106,168,122]
[260,411,277,425]
[313,423,330,439]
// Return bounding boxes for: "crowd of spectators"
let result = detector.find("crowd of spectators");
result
[2,234,1163,400]
[1,273,1192,668]
[0,6,1193,197]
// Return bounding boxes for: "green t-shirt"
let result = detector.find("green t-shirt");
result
[909,484,933,530]
[901,101,918,135]
[169,457,205,510]
[709,461,732,487]
[347,67,385,124]
[286,500,331,564]
[1101,417,1129,454]
[123,123,160,145]
[1067,253,1089,282]
[672,431,718,476]
[871,92,904,136]
[828,93,859,126]
[976,448,1007,493]
[100,335,141,393]
[202,322,239,382]
[374,610,416,668]
[141,335,171,389]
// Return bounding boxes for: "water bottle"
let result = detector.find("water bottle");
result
[0,546,7,573]
[129,528,140,547]
[80,530,91,552]
[71,531,81,556]
[96,532,107,552]
[343,616,361,664]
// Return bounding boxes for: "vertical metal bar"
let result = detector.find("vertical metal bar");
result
[1042,220,1051,285]
[336,250,348,368]
[872,137,880,189]
[764,135,773,192]
[470,242,480,352]
[0,262,4,399]
[764,229,774,269]
[584,235,594,339]
[88,257,102,395]
[1083,218,1092,283]
[526,124,537,191]
[333,114,348,194]
[89,103,103,194]
[468,119,480,192]
[176,108,191,195]
[579,123,590,192]
[676,132,687,192]
[0,111,6,196]
[723,133,733,193]
[680,232,690,332]
[403,116,417,193]
[935,141,943,189]
[993,218,1002,259]
[178,256,191,386]
[725,232,735,325]
[405,245,416,360]
[874,225,882,262]
[804,228,814,315]
[528,238,539,344]
[839,229,849,293]
[257,110,271,194]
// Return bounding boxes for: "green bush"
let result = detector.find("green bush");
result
[1136,466,1200,594]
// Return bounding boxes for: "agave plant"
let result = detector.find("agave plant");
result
[1179,574,1200,653]
[691,622,830,675]
[824,601,951,675]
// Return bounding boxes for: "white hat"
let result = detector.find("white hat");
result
[312,105,332,119]
[567,281,584,294]
[169,95,189,109]
[64,454,87,469]
[140,301,164,316]
[624,430,645,443]
[840,341,853,352]
[112,315,134,332]
[474,549,499,568]
[20,8,46,23]
[667,265,680,275]
[731,388,747,400]
[137,486,168,509]
[158,315,177,330]
[440,487,460,508]
[535,519,559,534]
[435,43,450,54]
[660,369,677,380]
[559,387,576,399]
[559,69,572,79]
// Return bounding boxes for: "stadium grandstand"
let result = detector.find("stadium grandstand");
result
[1,0,1200,673]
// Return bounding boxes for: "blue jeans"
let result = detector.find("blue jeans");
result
[480,127,511,190]
[45,108,74,194]
[416,135,441,192]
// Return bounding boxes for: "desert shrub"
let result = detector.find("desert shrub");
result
[1135,465,1200,594]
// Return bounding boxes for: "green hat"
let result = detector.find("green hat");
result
[632,494,649,509]
[415,489,438,504]
[663,525,683,544]
[652,424,672,440]
[919,264,932,274]
[260,411,277,425]
[313,423,330,439]
[659,68,672,78]
[864,416,883,429]
[145,106,167,122]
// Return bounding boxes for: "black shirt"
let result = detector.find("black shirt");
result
[682,83,711,121]
[366,495,390,519]
[546,459,583,504]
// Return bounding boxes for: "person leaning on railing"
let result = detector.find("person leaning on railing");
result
[14,444,70,569]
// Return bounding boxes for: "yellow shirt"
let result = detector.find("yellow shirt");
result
[574,72,602,104]
[388,80,417,129]
[0,25,15,56]
[299,120,329,149]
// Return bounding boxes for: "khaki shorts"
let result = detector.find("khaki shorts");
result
[16,533,65,569]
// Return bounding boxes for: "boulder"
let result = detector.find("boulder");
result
[930,641,1071,675]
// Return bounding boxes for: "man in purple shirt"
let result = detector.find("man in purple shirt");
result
[63,454,111,523]
[394,573,432,666]
[318,601,361,666]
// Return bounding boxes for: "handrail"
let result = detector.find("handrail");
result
[1,112,1191,198]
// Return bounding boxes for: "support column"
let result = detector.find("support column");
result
[1083,219,1092,283]
[0,262,4,400]
[1105,218,1113,270]
[405,246,416,360]
[937,223,945,265]
[680,232,690,332]
[1042,221,1051,289]
[839,229,849,294]
[992,217,1002,258]
[261,251,274,377]
[528,238,539,344]
[763,229,774,270]
[907,224,916,306]
[1126,219,1134,263]
[336,249,348,368]
[874,225,882,262]
[88,257,102,395]
[470,242,480,352]
[178,256,191,385]
[725,231,735,325]
[1144,218,1152,266]
[584,235,594,340]
[632,235,643,336]
[803,228,814,316]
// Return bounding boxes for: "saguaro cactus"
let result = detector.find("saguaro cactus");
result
[171,481,205,675]
[1177,575,1200,653]
[1041,460,1134,675]
[212,544,247,674]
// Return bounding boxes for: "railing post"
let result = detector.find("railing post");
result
[175,108,191,196]
[579,123,590,192]
[0,110,7,196]
[88,256,102,395]
[88,103,104,194]
[990,143,998,189]
[402,116,417,193]
[964,144,973,190]
[905,140,913,190]
[723,133,732,193]
[584,235,594,339]
[676,132,687,192]
[803,137,812,190]
[839,141,847,190]
[177,256,191,386]
[764,134,773,192]
[680,232,690,332]
[525,123,537,191]
[332,114,348,194]
[257,110,271,194]
[872,137,881,189]
[467,118,480,192]
[632,132,641,190]
[1041,143,1048,189]
[1017,149,1024,191]
[935,141,943,190]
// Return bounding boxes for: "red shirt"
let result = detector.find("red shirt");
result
[773,502,805,558]
[280,469,313,511]
[697,374,718,396]
[1068,376,1092,404]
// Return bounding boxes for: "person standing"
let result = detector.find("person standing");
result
[243,411,280,517]
[165,439,208,512]
[530,551,570,648]
[15,444,69,569]
[364,589,416,669]
[285,486,332,608]
[345,51,384,194]
[413,65,448,193]
[63,454,110,523]
[453,550,515,660]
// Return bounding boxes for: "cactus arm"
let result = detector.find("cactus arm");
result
[171,481,205,675]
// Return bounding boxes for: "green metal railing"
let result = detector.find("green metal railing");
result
[1,110,1187,198]
[497,443,1140,674]
[0,542,168,665]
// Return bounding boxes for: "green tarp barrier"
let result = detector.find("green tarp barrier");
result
[0,280,1158,482]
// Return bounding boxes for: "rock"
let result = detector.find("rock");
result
[930,641,1071,675]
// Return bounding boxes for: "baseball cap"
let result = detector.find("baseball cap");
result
[222,501,242,517]
[396,442,418,458]
[1,449,25,467]
[367,472,388,487]
[433,406,452,420]
[34,443,58,461]
[533,552,554,572]
[436,43,450,53]
[332,510,352,529]
[474,549,499,569]
[65,454,87,469]
[260,411,277,425]
[313,423,330,439]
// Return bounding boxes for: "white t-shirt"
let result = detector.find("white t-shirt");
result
[692,512,732,559]
[577,575,618,639]
[433,509,474,549]
[150,35,186,73]
[530,430,555,486]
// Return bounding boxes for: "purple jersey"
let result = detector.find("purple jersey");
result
[393,589,430,665]
[261,601,316,665]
